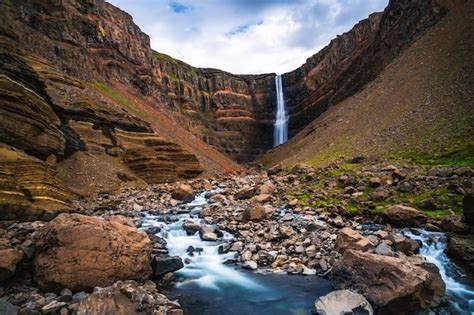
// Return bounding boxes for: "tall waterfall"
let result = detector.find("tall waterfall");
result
[273,74,288,147]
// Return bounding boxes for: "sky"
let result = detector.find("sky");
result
[108,0,388,74]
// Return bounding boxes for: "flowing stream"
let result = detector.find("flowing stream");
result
[140,191,332,315]
[404,230,474,314]
[274,74,288,147]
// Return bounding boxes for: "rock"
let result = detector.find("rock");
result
[41,301,66,313]
[368,177,382,188]
[267,164,283,175]
[132,203,143,211]
[334,227,373,253]
[374,242,393,256]
[242,261,258,270]
[332,250,445,313]
[171,184,194,202]
[447,234,474,272]
[76,280,181,315]
[243,204,267,222]
[230,241,243,252]
[34,213,152,292]
[462,193,474,226]
[253,194,271,203]
[314,290,374,315]
[278,225,295,238]
[199,225,218,241]
[370,188,389,201]
[305,245,317,258]
[151,256,184,276]
[350,156,366,163]
[389,234,420,255]
[384,205,427,227]
[0,248,23,281]
[0,300,19,315]
[259,181,275,195]
[392,169,408,180]
[59,288,73,302]
[182,221,200,235]
[235,186,256,199]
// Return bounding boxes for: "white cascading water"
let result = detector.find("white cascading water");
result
[273,74,288,147]
[404,230,474,314]
[140,191,264,291]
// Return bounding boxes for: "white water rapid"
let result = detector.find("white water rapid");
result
[404,230,474,314]
[140,191,263,291]
[273,74,288,147]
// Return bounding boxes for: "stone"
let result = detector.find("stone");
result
[182,221,200,235]
[462,193,474,226]
[34,214,152,292]
[41,301,66,314]
[370,188,389,201]
[305,245,317,257]
[0,248,23,281]
[332,250,445,313]
[384,205,427,227]
[132,203,143,211]
[334,228,373,253]
[314,290,374,315]
[374,242,393,256]
[350,156,366,163]
[242,261,258,270]
[243,204,267,222]
[389,234,420,255]
[230,241,243,252]
[392,169,408,180]
[253,194,271,203]
[0,300,19,315]
[152,256,184,277]
[199,225,219,241]
[368,177,382,188]
[447,234,474,272]
[259,181,275,195]
[76,280,181,315]
[235,186,256,199]
[171,184,194,202]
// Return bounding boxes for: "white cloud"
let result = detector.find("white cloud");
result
[107,0,388,74]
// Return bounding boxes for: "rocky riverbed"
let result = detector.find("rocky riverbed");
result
[0,160,473,314]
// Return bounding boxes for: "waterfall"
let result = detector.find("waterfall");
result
[274,75,288,147]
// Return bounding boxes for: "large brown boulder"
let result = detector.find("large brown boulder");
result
[171,184,194,202]
[462,193,474,226]
[34,214,152,292]
[0,248,23,281]
[334,227,373,253]
[384,205,427,227]
[332,250,445,314]
[76,280,182,315]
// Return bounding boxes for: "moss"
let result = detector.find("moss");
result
[91,82,143,116]
[154,51,179,66]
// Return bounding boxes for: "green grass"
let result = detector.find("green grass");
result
[154,51,179,66]
[92,82,142,116]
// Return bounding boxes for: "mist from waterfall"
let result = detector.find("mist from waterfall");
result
[273,75,288,147]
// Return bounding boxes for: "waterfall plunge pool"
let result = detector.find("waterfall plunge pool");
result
[139,191,332,315]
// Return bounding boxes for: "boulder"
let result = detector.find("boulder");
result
[182,221,200,235]
[383,205,427,227]
[334,228,373,253]
[76,280,182,315]
[447,234,474,272]
[259,181,275,195]
[314,290,373,315]
[462,193,474,226]
[151,256,184,277]
[243,204,267,222]
[34,214,152,292]
[0,248,23,281]
[253,194,271,203]
[332,250,445,313]
[199,225,219,241]
[171,184,194,202]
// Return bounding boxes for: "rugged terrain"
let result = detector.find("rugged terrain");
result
[0,0,473,314]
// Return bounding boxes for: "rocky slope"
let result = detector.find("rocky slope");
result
[263,0,473,167]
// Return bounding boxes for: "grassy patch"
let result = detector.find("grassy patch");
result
[154,51,179,66]
[91,82,143,116]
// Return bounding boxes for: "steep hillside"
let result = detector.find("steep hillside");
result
[262,0,473,167]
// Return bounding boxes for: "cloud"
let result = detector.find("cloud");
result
[107,0,388,74]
